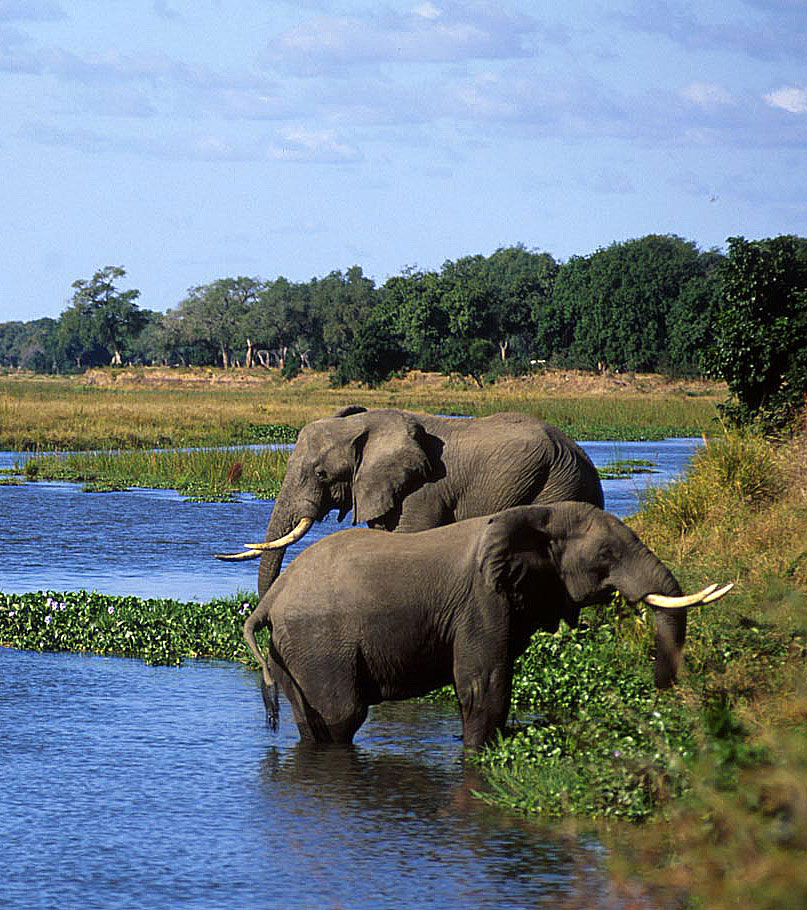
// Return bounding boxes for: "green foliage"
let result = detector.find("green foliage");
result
[711,235,807,432]
[0,590,257,665]
[546,235,721,373]
[641,431,785,532]
[473,599,695,820]
[280,350,302,380]
[65,266,145,368]
[330,312,408,387]
[16,448,288,501]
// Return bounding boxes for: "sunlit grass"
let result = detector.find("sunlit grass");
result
[471,426,807,907]
[0,368,723,450]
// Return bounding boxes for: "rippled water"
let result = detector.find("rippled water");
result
[0,650,660,910]
[0,441,698,909]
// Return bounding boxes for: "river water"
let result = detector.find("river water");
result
[0,440,699,909]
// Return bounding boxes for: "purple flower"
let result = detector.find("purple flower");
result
[107,606,115,615]
[45,615,52,626]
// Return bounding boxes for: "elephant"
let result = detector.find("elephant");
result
[216,406,605,599]
[242,501,732,749]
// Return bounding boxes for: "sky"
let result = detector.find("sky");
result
[1,0,805,323]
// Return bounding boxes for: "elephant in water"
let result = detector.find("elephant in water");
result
[242,502,732,749]
[217,407,605,598]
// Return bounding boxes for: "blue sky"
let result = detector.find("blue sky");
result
[1,0,805,322]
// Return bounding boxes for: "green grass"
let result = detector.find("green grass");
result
[466,428,807,908]
[0,369,722,450]
[10,449,289,501]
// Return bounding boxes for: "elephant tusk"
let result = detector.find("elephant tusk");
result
[700,582,735,604]
[246,517,315,551]
[214,549,263,562]
[644,582,733,609]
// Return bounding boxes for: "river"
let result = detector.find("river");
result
[0,440,699,909]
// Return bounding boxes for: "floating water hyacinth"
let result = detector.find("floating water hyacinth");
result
[0,590,256,666]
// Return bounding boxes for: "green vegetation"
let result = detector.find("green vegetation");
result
[12,449,288,502]
[0,591,255,666]
[0,236,740,383]
[0,369,722,452]
[710,235,807,432]
[465,428,807,908]
[1,424,805,906]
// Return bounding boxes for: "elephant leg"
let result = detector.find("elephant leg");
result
[453,660,512,750]
[275,652,368,744]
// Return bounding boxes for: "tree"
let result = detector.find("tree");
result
[549,236,711,372]
[313,266,378,366]
[174,276,261,368]
[331,313,407,387]
[67,266,144,366]
[711,235,807,430]
[244,278,315,369]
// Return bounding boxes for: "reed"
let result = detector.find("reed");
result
[474,426,807,908]
[18,449,288,500]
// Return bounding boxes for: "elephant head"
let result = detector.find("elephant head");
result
[219,407,433,597]
[477,503,732,688]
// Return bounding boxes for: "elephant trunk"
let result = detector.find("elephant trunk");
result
[620,549,687,689]
[258,491,296,599]
[651,605,687,689]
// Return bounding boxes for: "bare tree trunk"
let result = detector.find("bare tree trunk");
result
[499,339,508,361]
[245,337,254,369]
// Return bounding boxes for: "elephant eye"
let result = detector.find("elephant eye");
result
[314,467,328,481]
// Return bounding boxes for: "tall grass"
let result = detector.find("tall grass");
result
[0,369,723,450]
[474,427,807,908]
[18,449,288,500]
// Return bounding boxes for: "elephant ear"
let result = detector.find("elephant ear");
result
[352,413,431,526]
[477,506,555,596]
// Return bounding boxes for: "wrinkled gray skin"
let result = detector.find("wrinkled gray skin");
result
[246,502,687,749]
[256,406,604,598]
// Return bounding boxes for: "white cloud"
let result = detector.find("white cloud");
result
[765,85,807,113]
[412,2,442,19]
[267,126,361,163]
[263,4,540,74]
[681,81,735,108]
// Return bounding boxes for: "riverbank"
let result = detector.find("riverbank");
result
[480,428,807,909]
[0,367,724,449]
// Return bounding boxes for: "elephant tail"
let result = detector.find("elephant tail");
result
[243,606,280,732]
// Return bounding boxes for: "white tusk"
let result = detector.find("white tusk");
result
[701,582,734,603]
[214,549,263,562]
[644,582,730,609]
[244,517,314,551]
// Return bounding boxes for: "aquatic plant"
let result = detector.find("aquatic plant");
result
[0,590,257,666]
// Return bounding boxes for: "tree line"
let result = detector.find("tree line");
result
[2,233,806,429]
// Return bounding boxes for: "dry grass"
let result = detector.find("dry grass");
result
[0,367,725,450]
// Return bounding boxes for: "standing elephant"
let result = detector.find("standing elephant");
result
[217,407,605,598]
[243,502,732,748]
